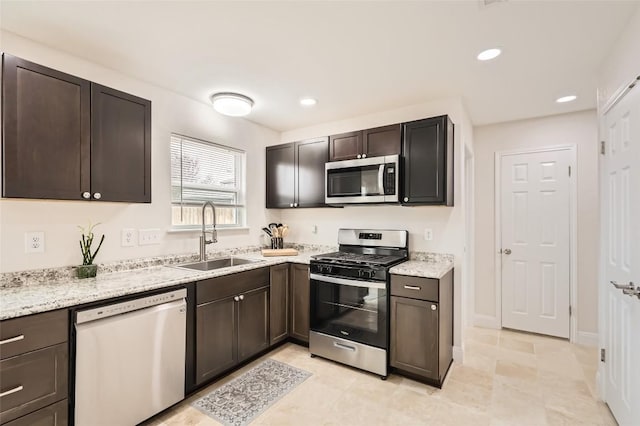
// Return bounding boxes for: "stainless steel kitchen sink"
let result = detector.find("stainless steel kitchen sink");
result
[173,257,262,271]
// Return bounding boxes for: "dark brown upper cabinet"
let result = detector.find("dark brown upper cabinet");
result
[328,124,401,162]
[266,137,328,208]
[401,115,454,206]
[1,54,151,203]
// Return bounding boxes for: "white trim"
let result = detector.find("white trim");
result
[576,331,599,347]
[494,144,578,342]
[473,314,501,329]
[452,345,464,363]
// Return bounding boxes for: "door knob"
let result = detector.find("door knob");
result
[611,281,635,291]
[293,203,298,207]
[403,197,409,202]
[82,192,91,199]
[622,287,640,299]
[289,203,294,207]
[362,154,367,158]
[357,154,362,159]
[234,296,240,302]
[93,192,102,200]
[239,294,244,301]
[503,248,512,255]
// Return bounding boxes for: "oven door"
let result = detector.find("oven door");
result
[309,273,388,349]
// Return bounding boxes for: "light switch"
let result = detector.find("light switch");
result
[424,228,433,241]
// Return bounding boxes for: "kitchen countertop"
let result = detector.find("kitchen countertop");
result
[0,251,318,321]
[389,259,454,279]
[0,250,454,320]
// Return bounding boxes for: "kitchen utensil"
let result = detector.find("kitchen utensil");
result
[261,227,272,237]
[281,225,289,238]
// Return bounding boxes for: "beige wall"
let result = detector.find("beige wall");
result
[278,98,474,355]
[0,31,281,272]
[473,110,599,336]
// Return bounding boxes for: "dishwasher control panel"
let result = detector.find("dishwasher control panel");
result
[76,288,187,324]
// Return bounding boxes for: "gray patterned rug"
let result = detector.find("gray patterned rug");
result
[191,359,312,426]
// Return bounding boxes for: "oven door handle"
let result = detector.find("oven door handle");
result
[310,273,386,290]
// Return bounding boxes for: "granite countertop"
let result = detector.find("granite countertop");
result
[0,250,320,321]
[389,258,454,279]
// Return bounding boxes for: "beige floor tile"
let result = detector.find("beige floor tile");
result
[499,336,535,354]
[448,364,495,392]
[495,359,538,383]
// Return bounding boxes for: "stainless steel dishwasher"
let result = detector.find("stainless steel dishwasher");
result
[74,289,187,426]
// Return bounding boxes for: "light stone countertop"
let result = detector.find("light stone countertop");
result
[389,259,454,279]
[0,251,318,321]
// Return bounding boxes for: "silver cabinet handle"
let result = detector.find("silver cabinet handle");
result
[333,342,356,352]
[234,296,240,302]
[404,285,421,291]
[611,281,635,290]
[357,154,362,159]
[431,304,437,311]
[0,385,23,398]
[0,335,24,345]
[82,192,91,199]
[362,153,367,158]
[239,294,244,301]
[503,248,512,255]
[403,197,409,202]
[93,192,102,200]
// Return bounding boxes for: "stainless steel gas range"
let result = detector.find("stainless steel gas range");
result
[309,228,408,379]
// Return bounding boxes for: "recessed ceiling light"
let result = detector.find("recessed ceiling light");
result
[300,97,317,106]
[477,48,501,61]
[210,92,254,117]
[556,95,577,103]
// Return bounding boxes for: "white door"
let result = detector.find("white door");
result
[601,81,640,426]
[500,148,572,338]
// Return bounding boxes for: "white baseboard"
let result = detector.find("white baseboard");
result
[577,331,599,347]
[473,314,501,329]
[453,345,464,363]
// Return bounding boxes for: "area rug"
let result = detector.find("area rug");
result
[191,359,312,426]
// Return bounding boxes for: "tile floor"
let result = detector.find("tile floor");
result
[145,327,617,425]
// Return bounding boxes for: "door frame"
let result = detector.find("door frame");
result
[494,144,578,342]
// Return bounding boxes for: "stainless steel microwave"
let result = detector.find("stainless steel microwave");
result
[325,155,399,204]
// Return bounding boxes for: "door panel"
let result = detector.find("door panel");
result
[266,143,295,208]
[295,137,328,207]
[237,287,269,362]
[270,264,289,344]
[602,82,640,426]
[362,124,401,158]
[290,264,310,342]
[501,148,571,338]
[195,297,236,384]
[329,131,362,161]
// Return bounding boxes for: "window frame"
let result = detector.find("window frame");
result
[170,133,247,230]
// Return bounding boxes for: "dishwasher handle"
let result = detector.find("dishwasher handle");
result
[76,289,187,325]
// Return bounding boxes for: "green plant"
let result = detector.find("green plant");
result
[78,222,105,265]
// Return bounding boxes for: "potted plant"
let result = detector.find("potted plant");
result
[77,222,105,279]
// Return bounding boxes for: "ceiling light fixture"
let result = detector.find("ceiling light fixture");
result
[300,97,317,106]
[210,92,254,117]
[556,95,577,103]
[477,48,501,61]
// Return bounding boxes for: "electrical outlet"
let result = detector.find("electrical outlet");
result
[424,228,433,241]
[312,225,318,234]
[139,228,162,245]
[121,228,136,247]
[25,232,45,253]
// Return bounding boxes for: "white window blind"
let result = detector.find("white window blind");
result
[170,134,246,228]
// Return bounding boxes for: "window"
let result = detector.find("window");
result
[170,134,246,229]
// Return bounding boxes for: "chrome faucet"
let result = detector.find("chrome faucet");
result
[199,201,217,261]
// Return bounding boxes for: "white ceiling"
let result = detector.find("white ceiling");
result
[0,1,637,131]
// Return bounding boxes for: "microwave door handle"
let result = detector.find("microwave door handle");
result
[378,164,385,195]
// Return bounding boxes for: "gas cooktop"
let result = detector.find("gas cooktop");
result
[311,251,406,267]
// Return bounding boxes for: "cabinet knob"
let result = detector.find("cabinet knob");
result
[82,192,91,199]
[293,203,298,207]
[357,154,362,159]
[431,304,437,311]
[289,203,294,208]
[239,294,244,301]
[234,296,240,302]
[93,192,102,200]
[362,153,367,158]
[403,197,409,202]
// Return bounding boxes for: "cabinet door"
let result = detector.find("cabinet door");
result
[362,124,401,158]
[329,131,362,161]
[295,137,328,207]
[269,264,289,345]
[237,287,269,362]
[2,54,90,200]
[402,116,453,205]
[195,297,237,384]
[3,400,68,426]
[266,143,295,208]
[290,264,310,343]
[91,84,151,203]
[390,296,439,380]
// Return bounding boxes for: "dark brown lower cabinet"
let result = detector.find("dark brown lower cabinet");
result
[195,296,237,383]
[3,400,68,426]
[237,287,269,362]
[289,264,310,343]
[390,270,453,387]
[269,264,289,345]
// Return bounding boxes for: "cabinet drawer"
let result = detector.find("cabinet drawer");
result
[0,310,68,360]
[197,267,270,304]
[0,344,68,424]
[390,275,438,301]
[3,399,68,426]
